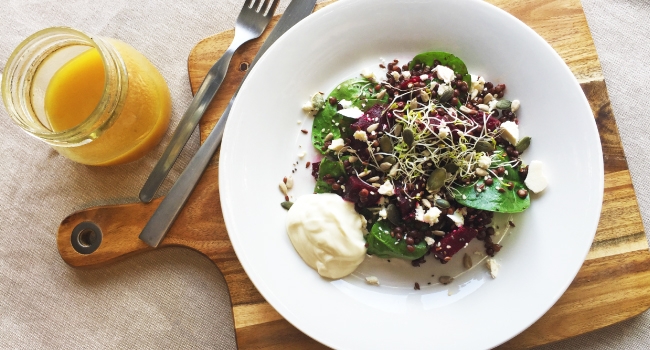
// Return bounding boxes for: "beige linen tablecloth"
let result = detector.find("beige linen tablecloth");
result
[0,0,648,348]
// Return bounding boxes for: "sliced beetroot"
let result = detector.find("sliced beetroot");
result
[343,175,381,206]
[311,161,320,180]
[431,226,478,263]
[348,139,371,162]
[351,104,386,132]
[470,112,501,131]
[395,187,416,218]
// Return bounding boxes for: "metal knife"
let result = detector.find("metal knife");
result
[139,0,318,248]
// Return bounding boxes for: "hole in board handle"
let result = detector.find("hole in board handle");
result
[71,221,103,254]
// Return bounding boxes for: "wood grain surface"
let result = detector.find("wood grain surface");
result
[57,0,650,348]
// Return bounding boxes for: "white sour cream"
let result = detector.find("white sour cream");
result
[286,193,367,279]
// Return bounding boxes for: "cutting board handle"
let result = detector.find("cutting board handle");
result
[57,200,157,268]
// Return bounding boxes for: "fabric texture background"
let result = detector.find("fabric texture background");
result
[0,0,647,348]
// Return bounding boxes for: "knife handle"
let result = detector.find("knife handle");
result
[138,39,242,204]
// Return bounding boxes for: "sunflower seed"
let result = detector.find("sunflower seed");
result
[285,176,294,189]
[394,124,403,137]
[324,133,333,142]
[463,253,473,269]
[367,123,380,133]
[475,168,488,177]
[279,182,288,196]
[483,93,494,104]
[376,90,386,100]
[367,176,380,183]
[439,276,454,285]
[281,201,293,210]
[421,198,432,208]
[419,90,429,103]
[348,156,358,163]
[477,104,490,112]
[379,162,392,172]
[410,98,418,110]
[432,230,446,237]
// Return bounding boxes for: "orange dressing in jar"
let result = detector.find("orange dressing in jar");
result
[2,28,171,166]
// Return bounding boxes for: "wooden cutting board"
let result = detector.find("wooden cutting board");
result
[57,0,650,348]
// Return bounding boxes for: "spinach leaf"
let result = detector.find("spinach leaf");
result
[366,220,428,260]
[453,148,530,213]
[314,157,347,193]
[409,51,471,86]
[312,78,388,153]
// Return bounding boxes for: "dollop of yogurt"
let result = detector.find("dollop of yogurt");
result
[286,193,367,279]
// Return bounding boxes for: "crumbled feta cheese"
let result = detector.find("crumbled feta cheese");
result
[422,207,442,226]
[402,70,411,80]
[438,126,450,139]
[302,102,315,113]
[511,99,520,113]
[424,237,435,246]
[360,68,375,81]
[328,138,345,152]
[298,152,305,158]
[353,130,368,142]
[337,107,364,119]
[391,71,400,80]
[420,74,429,81]
[377,180,395,196]
[433,65,455,84]
[378,208,387,219]
[415,205,425,222]
[488,99,498,111]
[365,276,380,285]
[524,160,548,193]
[470,75,485,99]
[500,121,519,145]
[486,258,499,279]
[339,99,353,109]
[447,209,464,226]
[478,155,491,169]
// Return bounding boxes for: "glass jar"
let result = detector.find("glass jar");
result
[2,27,171,166]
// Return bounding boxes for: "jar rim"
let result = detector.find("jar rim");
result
[1,27,128,146]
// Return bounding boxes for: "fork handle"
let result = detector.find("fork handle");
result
[139,42,239,203]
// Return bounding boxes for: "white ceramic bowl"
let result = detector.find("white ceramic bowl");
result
[220,0,603,348]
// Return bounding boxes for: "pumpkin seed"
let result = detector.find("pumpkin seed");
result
[438,86,453,102]
[432,230,446,237]
[386,204,401,225]
[281,201,293,210]
[444,162,459,174]
[379,135,393,153]
[394,124,403,137]
[463,253,473,269]
[496,99,512,110]
[439,276,454,285]
[383,155,397,165]
[435,198,450,209]
[426,168,447,193]
[403,128,414,148]
[515,136,531,153]
[474,140,494,152]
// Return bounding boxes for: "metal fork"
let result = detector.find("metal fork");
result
[139,0,279,203]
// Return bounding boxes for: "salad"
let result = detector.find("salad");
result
[282,51,548,280]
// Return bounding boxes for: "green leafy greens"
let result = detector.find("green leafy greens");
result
[366,221,428,260]
[311,77,388,153]
[409,51,471,87]
[314,157,347,194]
[454,147,530,213]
